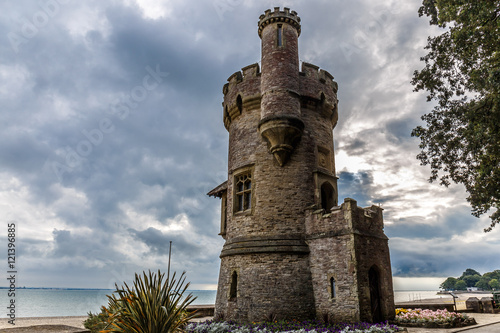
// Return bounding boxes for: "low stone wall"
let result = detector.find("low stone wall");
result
[187,305,215,318]
[395,302,455,312]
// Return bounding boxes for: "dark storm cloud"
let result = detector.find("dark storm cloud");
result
[390,236,500,277]
[341,137,369,156]
[386,205,476,240]
[51,229,123,260]
[1,0,498,289]
[129,227,203,257]
[385,118,415,142]
[0,0,229,287]
[337,170,375,207]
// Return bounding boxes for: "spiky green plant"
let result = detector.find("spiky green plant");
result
[101,270,197,333]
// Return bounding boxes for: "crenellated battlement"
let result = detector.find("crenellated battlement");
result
[221,61,340,130]
[223,63,261,96]
[258,7,301,38]
[300,62,338,93]
[305,198,386,239]
[222,63,262,130]
[299,62,339,126]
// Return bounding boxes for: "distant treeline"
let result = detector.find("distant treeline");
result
[441,268,500,291]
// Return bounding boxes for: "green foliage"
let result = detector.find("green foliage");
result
[85,270,197,333]
[462,274,481,288]
[440,277,457,290]
[411,0,500,232]
[455,280,467,290]
[484,270,500,280]
[440,268,500,291]
[489,279,500,290]
[84,307,110,333]
[476,276,492,290]
[459,269,481,279]
[475,270,500,290]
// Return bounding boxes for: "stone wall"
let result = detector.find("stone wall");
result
[306,198,395,322]
[215,253,315,321]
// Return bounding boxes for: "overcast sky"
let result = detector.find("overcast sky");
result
[1,0,498,292]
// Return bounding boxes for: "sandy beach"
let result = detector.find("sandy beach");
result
[0,316,87,330]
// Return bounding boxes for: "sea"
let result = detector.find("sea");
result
[1,289,445,318]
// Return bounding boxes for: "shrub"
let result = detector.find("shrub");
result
[394,308,475,328]
[84,307,110,333]
[84,270,197,333]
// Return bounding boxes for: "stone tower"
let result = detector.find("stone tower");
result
[208,7,395,323]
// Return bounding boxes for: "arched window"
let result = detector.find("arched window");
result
[321,182,335,211]
[229,271,238,299]
[235,173,252,212]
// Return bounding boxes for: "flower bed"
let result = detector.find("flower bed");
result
[394,308,476,328]
[187,320,404,333]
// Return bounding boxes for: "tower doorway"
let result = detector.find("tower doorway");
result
[369,266,382,323]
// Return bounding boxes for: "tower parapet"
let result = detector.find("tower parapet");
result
[258,7,301,38]
[222,64,261,131]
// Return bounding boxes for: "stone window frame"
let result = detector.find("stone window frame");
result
[320,181,335,211]
[317,146,332,172]
[313,171,338,212]
[233,165,255,216]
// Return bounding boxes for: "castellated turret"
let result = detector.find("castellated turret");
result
[208,7,394,323]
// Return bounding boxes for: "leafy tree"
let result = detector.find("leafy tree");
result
[490,279,500,290]
[411,0,500,232]
[440,277,457,290]
[476,276,493,290]
[459,268,482,279]
[484,270,500,281]
[455,280,467,290]
[463,274,481,288]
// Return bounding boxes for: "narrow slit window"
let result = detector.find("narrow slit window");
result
[277,24,283,46]
[230,271,238,299]
[330,277,336,299]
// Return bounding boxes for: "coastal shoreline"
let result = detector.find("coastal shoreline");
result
[395,292,494,310]
[0,293,495,330]
[0,316,87,329]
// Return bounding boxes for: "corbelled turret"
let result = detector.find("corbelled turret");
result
[258,7,303,166]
